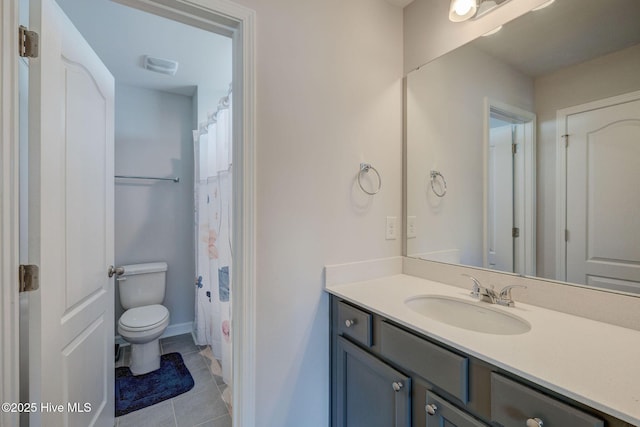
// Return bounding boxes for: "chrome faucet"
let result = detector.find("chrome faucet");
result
[497,285,527,307]
[463,275,526,307]
[463,274,498,304]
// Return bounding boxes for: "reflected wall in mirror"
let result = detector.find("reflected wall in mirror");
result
[405,0,640,293]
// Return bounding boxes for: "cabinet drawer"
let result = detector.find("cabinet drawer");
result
[379,321,469,403]
[426,391,489,427]
[337,301,372,347]
[491,373,604,427]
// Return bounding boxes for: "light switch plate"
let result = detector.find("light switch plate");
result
[407,216,416,238]
[386,216,397,240]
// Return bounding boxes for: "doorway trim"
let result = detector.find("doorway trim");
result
[555,89,640,282]
[0,0,256,426]
[483,98,536,276]
[1,0,20,425]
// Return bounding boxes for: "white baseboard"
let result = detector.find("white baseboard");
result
[115,321,194,346]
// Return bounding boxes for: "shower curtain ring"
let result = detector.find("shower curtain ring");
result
[358,163,382,195]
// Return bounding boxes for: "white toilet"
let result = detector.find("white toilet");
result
[117,262,170,375]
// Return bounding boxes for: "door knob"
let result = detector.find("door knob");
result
[425,404,438,416]
[391,381,403,392]
[526,418,543,427]
[108,265,125,278]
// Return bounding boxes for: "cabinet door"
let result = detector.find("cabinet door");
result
[426,391,489,427]
[336,336,411,427]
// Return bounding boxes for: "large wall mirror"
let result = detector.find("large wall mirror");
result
[405,0,640,294]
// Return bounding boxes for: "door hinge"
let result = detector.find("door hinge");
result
[18,25,39,58]
[512,227,520,238]
[561,134,569,148]
[565,229,569,242]
[18,264,40,292]
[512,143,518,155]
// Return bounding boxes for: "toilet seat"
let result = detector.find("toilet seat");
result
[119,304,169,331]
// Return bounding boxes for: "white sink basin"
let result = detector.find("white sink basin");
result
[405,295,531,335]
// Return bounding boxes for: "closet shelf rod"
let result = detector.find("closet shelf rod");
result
[115,175,180,183]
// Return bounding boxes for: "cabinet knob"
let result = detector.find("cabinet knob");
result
[425,404,438,416]
[526,418,543,427]
[344,319,357,328]
[391,381,403,392]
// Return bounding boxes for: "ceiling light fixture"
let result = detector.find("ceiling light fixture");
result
[449,0,478,22]
[449,0,512,22]
[142,55,179,76]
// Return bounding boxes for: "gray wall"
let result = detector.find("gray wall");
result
[114,84,195,332]
[230,1,403,424]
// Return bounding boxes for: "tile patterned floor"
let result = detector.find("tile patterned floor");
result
[115,334,232,427]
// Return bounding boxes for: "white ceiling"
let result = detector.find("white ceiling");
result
[56,0,232,96]
[471,0,640,77]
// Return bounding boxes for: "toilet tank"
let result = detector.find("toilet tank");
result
[118,262,168,310]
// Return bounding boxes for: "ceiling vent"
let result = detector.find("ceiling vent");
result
[142,55,179,76]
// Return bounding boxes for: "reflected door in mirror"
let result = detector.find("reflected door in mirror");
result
[488,124,514,272]
[564,93,640,293]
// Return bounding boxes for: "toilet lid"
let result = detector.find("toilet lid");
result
[119,304,169,330]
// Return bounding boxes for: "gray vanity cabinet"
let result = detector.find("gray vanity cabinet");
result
[336,336,411,427]
[330,296,624,427]
[425,391,489,427]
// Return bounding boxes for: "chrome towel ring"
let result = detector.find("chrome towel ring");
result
[358,163,382,195]
[430,170,447,197]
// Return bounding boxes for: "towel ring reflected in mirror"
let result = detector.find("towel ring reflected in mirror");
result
[430,170,447,197]
[358,163,382,195]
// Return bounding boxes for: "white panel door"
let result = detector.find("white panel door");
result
[28,0,115,426]
[488,125,514,272]
[566,96,640,293]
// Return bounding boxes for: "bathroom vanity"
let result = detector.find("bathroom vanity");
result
[327,273,640,427]
[328,1,640,425]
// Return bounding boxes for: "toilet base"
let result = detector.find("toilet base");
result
[129,339,161,375]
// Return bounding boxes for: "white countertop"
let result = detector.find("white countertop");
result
[326,274,640,425]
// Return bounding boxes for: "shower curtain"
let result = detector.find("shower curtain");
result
[193,90,232,386]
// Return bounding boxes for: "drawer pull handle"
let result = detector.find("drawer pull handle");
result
[425,404,438,416]
[526,418,543,427]
[391,381,403,392]
[344,319,357,328]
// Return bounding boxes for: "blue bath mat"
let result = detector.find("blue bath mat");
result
[115,352,194,417]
